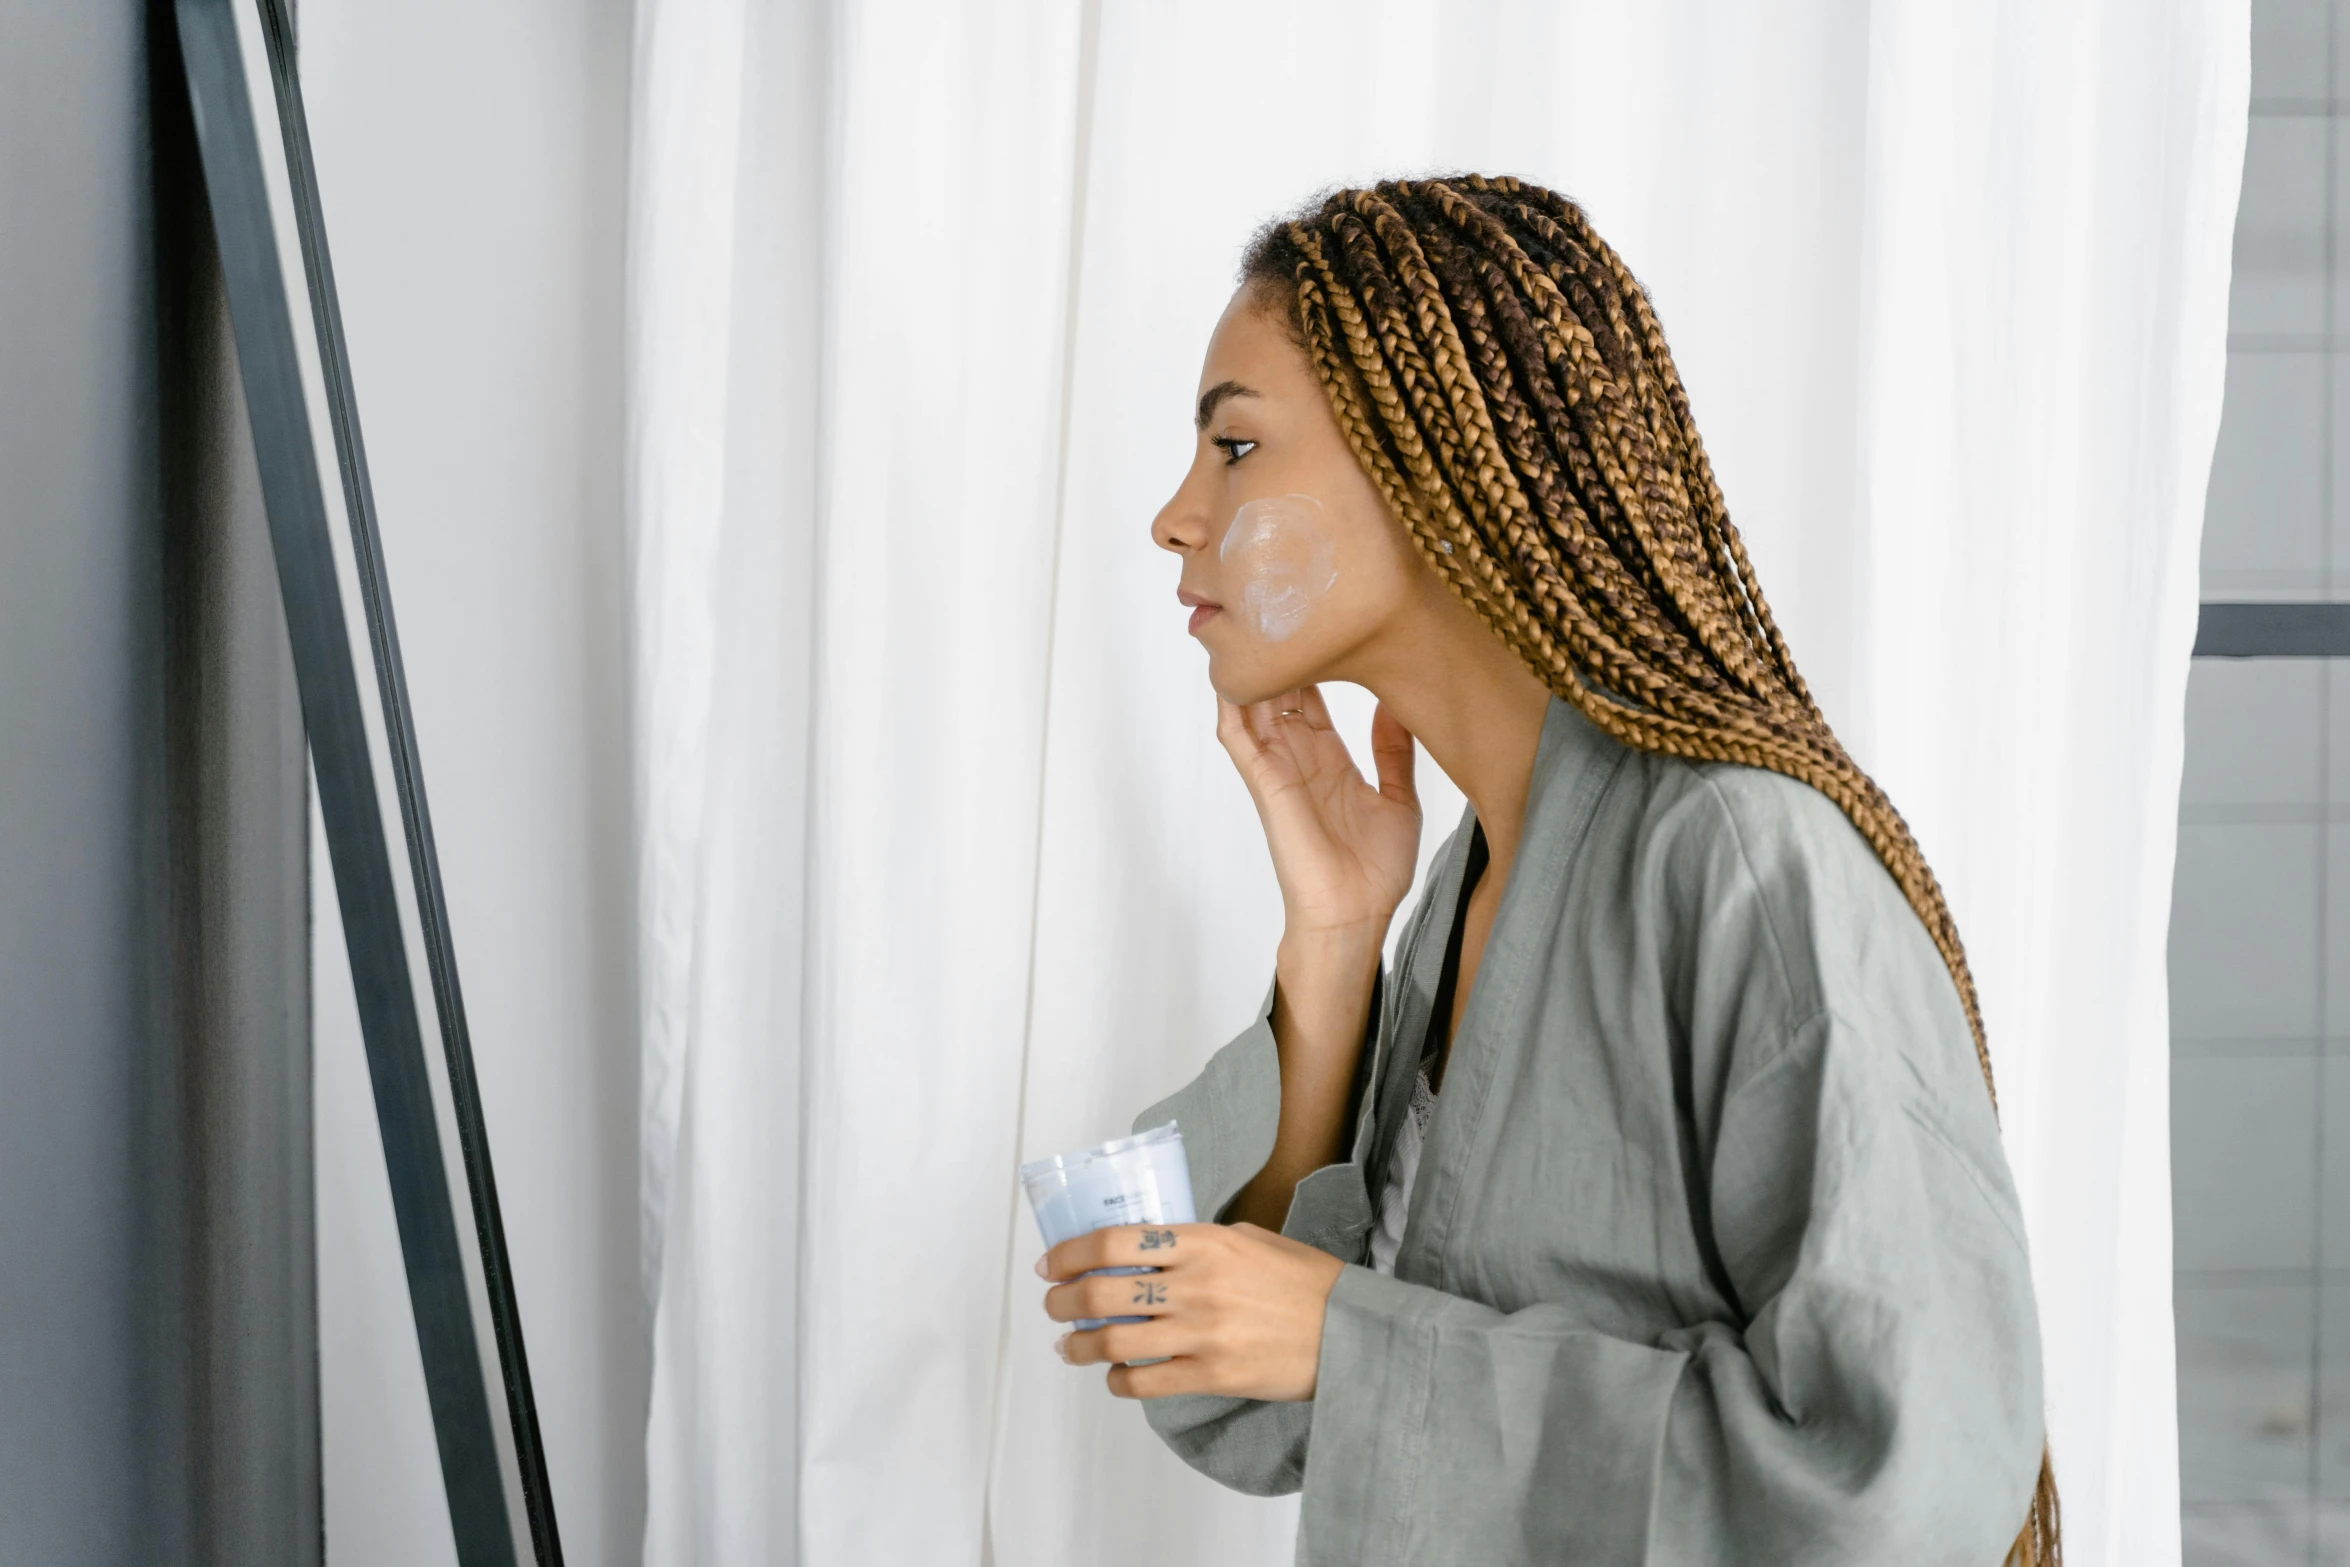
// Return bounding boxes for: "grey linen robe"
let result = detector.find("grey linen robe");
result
[1133,698,2044,1565]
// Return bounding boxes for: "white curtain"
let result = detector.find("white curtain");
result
[628,4,2249,1564]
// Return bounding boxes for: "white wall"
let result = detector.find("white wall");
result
[297,3,641,1562]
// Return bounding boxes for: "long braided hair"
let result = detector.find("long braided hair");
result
[1241,175,2059,1565]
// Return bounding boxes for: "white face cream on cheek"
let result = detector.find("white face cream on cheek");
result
[1218,494,1339,642]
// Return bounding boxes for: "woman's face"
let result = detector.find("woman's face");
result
[1151,286,1428,705]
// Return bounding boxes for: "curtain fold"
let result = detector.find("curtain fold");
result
[1847,8,2247,1556]
[797,2,1092,1561]
[630,0,824,1560]
[630,4,2247,1563]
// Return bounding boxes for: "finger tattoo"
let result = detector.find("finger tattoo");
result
[1139,1229,1177,1251]
[1132,1280,1167,1306]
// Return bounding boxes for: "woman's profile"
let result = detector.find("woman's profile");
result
[1036,175,2056,1565]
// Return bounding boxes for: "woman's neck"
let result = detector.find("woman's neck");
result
[1346,582,1553,874]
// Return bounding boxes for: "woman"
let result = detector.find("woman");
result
[1036,176,2055,1565]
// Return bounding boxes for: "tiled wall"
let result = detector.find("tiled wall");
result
[2174,660,2349,1561]
[2176,3,2350,1561]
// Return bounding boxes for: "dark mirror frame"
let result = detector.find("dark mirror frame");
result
[171,2,561,1562]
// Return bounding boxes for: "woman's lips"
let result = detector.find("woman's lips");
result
[1178,588,1221,637]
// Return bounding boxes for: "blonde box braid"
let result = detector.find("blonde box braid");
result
[1240,176,2060,1567]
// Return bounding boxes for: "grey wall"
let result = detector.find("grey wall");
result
[0,2,318,1562]
[154,10,321,1563]
[0,0,180,1558]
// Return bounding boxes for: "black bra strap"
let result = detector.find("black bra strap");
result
[1422,822,1490,1092]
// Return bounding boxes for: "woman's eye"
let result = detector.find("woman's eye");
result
[1211,436,1257,465]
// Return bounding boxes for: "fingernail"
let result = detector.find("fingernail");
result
[1033,1254,1049,1279]
[1054,1334,1071,1363]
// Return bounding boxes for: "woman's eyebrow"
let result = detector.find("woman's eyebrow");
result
[1195,380,1260,430]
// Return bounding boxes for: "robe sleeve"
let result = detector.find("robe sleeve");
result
[1294,1006,2042,1565]
[1128,985,1379,1496]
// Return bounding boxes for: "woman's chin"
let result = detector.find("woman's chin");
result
[1206,646,1328,708]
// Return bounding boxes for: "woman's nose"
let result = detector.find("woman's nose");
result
[1152,480,1212,556]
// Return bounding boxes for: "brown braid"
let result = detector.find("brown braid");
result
[1243,177,2059,1566]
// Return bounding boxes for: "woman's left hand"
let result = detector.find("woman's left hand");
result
[1038,1222,1346,1401]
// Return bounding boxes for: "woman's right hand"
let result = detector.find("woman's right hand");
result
[1216,686,1421,945]
[1217,687,1421,1230]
